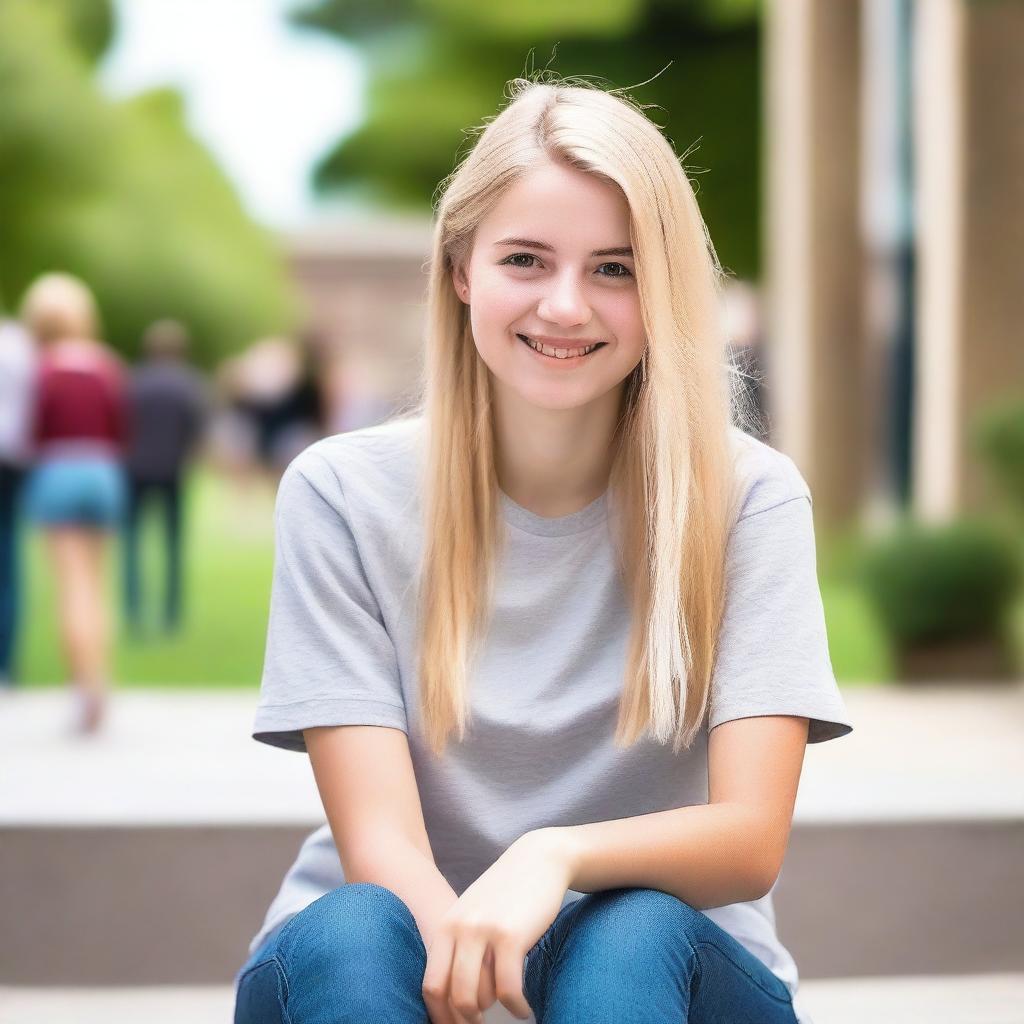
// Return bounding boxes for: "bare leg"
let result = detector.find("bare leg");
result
[45,527,113,733]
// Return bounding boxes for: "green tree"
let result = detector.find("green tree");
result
[293,0,762,278]
[0,0,297,365]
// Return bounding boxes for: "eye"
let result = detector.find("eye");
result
[598,262,632,278]
[500,253,633,279]
[500,253,541,269]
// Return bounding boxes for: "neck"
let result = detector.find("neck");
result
[491,381,624,518]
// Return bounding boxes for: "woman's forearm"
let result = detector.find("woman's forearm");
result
[346,831,460,951]
[548,802,772,911]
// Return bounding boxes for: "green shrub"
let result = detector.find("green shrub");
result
[858,517,1022,646]
[973,392,1024,516]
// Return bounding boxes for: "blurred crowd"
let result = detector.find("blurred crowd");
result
[0,271,393,737]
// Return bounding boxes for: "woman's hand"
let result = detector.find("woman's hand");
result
[421,828,576,1024]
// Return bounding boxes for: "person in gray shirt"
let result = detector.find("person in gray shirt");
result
[241,416,850,1024]
[235,78,852,1024]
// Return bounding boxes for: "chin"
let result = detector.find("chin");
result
[509,380,606,412]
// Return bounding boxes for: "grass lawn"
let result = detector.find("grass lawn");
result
[19,469,276,688]
[16,467,989,689]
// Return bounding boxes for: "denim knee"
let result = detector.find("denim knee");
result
[273,883,426,1017]
[278,882,424,967]
[566,887,704,967]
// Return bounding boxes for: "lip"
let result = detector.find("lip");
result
[523,334,604,347]
[516,333,605,365]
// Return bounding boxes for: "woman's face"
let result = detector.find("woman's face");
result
[453,160,646,412]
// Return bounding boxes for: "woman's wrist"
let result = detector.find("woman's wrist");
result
[521,826,581,886]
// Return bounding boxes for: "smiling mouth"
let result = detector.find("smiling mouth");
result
[516,334,607,360]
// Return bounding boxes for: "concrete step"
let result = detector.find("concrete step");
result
[1,819,1020,985]
[1,685,1022,987]
[2,975,1023,1024]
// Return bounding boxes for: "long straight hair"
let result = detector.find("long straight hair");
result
[399,75,753,758]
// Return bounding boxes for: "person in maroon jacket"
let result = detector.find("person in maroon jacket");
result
[19,273,129,737]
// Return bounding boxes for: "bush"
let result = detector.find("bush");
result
[858,517,1022,648]
[973,392,1024,516]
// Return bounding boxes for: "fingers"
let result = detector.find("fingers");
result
[493,946,533,1020]
[424,933,533,1024]
[477,946,498,1011]
[449,932,489,1023]
[448,994,481,1024]
[424,929,486,1024]
[422,932,462,1024]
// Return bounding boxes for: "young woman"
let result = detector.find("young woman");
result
[234,76,852,1024]
[20,273,128,735]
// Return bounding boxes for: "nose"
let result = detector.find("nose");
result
[537,270,593,328]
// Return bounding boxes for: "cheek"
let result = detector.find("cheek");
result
[604,291,643,337]
[473,273,528,327]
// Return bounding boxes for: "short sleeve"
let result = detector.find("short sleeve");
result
[252,448,408,753]
[708,492,853,744]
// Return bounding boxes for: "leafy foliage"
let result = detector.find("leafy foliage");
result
[973,392,1024,516]
[0,0,297,365]
[292,0,762,277]
[859,517,1023,645]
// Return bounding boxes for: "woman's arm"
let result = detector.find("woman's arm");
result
[546,715,809,910]
[305,724,459,951]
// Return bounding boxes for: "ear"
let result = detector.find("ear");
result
[451,261,470,304]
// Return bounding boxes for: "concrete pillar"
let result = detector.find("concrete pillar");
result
[913,0,1024,520]
[764,0,869,535]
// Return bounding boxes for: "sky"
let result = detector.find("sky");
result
[99,0,366,230]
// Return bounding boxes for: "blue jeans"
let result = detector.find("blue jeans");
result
[0,464,24,680]
[233,884,800,1023]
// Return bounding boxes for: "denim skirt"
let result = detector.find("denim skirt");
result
[25,457,127,528]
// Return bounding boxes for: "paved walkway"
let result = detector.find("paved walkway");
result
[1,681,1023,824]
[2,973,1023,1024]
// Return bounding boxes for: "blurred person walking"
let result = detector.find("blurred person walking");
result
[0,319,37,687]
[19,273,128,736]
[323,346,400,435]
[207,336,324,536]
[229,336,324,484]
[122,319,208,636]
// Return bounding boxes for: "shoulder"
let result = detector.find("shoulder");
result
[278,414,425,519]
[726,425,812,523]
[47,338,124,377]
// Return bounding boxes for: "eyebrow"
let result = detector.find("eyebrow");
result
[493,237,634,258]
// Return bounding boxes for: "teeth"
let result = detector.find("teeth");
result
[521,335,597,359]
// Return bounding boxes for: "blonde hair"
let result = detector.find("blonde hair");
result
[19,272,100,345]
[398,75,755,758]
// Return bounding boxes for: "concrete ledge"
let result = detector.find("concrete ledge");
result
[1,819,1021,985]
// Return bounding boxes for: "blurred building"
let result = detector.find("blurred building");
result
[282,216,434,421]
[765,0,1024,534]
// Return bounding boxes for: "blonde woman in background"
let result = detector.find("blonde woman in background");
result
[19,273,128,737]
[233,76,853,1024]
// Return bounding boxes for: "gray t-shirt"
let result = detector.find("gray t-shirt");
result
[247,414,852,1017]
